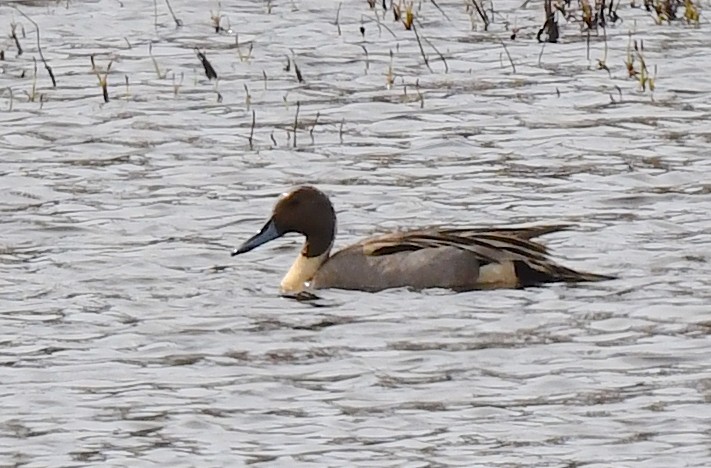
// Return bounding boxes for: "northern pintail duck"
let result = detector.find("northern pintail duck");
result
[231,186,614,293]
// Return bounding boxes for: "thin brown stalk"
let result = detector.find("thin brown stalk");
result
[429,0,450,19]
[244,84,251,110]
[11,23,23,56]
[149,43,168,79]
[500,39,516,73]
[362,14,397,38]
[293,101,300,147]
[153,0,158,30]
[538,42,546,66]
[249,110,255,150]
[310,111,320,145]
[164,0,183,27]
[215,80,223,103]
[4,87,13,111]
[13,7,56,87]
[335,2,342,36]
[91,56,112,103]
[361,45,369,74]
[415,19,448,73]
[293,60,304,83]
[172,71,184,96]
[469,0,490,30]
[27,57,37,102]
[411,23,433,73]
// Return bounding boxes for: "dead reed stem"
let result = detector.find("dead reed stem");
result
[411,23,433,73]
[293,101,300,147]
[164,0,183,27]
[249,110,256,150]
[500,39,516,73]
[13,7,57,87]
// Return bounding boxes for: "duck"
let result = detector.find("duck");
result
[231,186,614,293]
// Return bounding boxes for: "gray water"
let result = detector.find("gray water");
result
[1,0,710,466]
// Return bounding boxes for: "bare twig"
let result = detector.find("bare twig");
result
[500,39,516,73]
[469,0,490,30]
[310,111,320,145]
[293,59,304,83]
[164,0,183,27]
[597,26,611,76]
[11,23,23,56]
[293,101,300,147]
[411,23,433,73]
[361,45,369,74]
[3,87,13,111]
[335,2,342,36]
[91,55,112,103]
[13,7,56,87]
[26,57,37,102]
[415,19,448,73]
[248,110,255,150]
[362,14,397,38]
[429,0,451,20]
[172,71,184,96]
[244,83,251,110]
[149,43,169,79]
[235,34,254,62]
[153,0,159,30]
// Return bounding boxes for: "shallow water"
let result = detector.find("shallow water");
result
[1,0,711,466]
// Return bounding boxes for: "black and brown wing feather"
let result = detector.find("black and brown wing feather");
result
[360,224,613,287]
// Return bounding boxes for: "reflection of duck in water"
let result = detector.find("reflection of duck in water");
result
[232,186,614,293]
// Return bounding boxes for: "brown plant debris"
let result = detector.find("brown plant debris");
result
[195,48,217,80]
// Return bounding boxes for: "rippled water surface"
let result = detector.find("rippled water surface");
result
[2,0,711,466]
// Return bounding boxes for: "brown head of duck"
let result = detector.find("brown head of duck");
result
[232,186,615,293]
[232,186,337,292]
